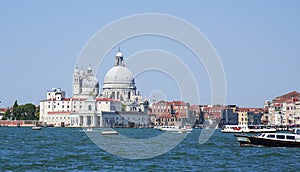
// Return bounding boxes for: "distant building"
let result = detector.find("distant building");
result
[190,105,204,124]
[0,108,8,120]
[237,108,263,126]
[266,91,300,126]
[219,105,238,126]
[150,100,190,126]
[40,50,149,127]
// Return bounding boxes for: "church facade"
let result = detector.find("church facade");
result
[39,50,149,127]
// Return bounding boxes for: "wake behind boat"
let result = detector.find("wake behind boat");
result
[235,128,300,147]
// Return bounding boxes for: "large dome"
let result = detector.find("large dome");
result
[104,66,134,84]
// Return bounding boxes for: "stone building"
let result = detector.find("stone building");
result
[39,50,149,127]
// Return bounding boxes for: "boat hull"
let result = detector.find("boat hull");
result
[101,130,118,135]
[234,134,300,147]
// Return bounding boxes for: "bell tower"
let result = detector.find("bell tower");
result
[73,66,81,95]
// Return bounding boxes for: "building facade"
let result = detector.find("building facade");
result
[40,50,149,127]
[149,100,190,126]
[237,108,263,126]
[266,91,300,127]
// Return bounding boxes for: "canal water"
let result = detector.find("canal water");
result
[0,127,299,171]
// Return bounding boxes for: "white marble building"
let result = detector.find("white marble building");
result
[39,50,149,127]
[102,51,149,112]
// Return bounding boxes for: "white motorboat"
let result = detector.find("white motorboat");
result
[158,125,193,132]
[32,126,42,130]
[86,128,93,132]
[101,130,118,135]
[158,125,180,132]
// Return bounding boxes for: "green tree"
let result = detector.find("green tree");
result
[11,101,38,120]
[23,103,36,120]
[12,100,19,120]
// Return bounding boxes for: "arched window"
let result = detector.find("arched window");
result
[88,105,92,111]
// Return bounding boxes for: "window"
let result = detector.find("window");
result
[286,135,295,140]
[88,105,92,111]
[267,135,275,138]
[276,135,285,139]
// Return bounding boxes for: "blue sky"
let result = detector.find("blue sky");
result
[0,0,299,107]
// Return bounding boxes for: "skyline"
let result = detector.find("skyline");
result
[1,1,300,107]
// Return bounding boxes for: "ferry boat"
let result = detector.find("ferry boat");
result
[221,125,276,133]
[234,128,300,147]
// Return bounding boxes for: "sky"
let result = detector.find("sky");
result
[0,0,300,108]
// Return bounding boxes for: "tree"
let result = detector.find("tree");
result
[10,101,38,120]
[23,103,36,120]
[12,100,19,120]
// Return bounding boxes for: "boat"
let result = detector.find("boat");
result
[101,130,118,135]
[158,125,180,132]
[86,128,93,132]
[32,126,42,130]
[157,125,193,132]
[221,125,247,133]
[234,128,300,147]
[221,125,276,133]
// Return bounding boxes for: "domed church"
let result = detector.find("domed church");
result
[102,50,148,112]
[40,50,149,128]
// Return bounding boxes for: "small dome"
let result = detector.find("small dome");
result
[83,75,98,88]
[104,66,134,84]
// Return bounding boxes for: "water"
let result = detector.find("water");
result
[0,127,299,171]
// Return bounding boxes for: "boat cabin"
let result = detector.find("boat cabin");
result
[256,128,300,142]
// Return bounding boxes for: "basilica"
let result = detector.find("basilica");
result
[39,50,149,127]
